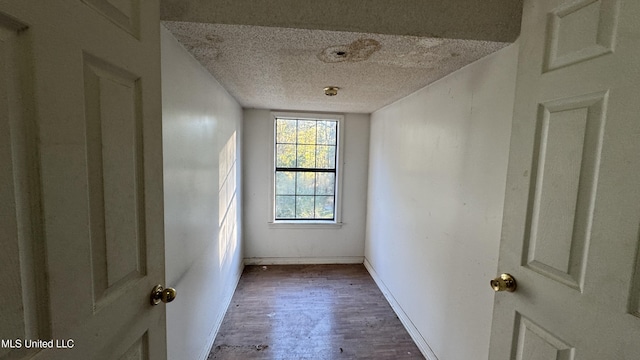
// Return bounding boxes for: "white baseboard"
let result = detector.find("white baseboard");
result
[198,259,245,360]
[363,258,439,360]
[243,256,364,265]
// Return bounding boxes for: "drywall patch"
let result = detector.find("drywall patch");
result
[318,38,381,63]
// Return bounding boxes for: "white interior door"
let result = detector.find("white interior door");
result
[0,1,167,359]
[489,0,640,358]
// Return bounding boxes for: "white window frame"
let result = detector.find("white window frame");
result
[268,112,344,228]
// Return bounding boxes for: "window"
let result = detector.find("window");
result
[273,114,341,222]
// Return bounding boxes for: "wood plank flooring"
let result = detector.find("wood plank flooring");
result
[208,264,424,359]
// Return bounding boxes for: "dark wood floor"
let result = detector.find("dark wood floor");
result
[208,264,424,359]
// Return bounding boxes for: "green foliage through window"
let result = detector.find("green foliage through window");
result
[274,118,338,220]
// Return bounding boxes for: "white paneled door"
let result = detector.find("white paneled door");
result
[489,0,640,359]
[0,1,167,359]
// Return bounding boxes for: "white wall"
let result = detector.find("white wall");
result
[365,44,518,360]
[243,110,369,263]
[161,26,244,360]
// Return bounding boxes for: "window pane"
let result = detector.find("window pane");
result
[315,173,335,195]
[275,196,295,218]
[315,196,334,219]
[296,145,316,168]
[275,171,295,195]
[316,121,337,145]
[315,145,336,169]
[276,144,296,167]
[296,172,315,195]
[274,117,339,222]
[297,120,317,144]
[296,196,315,218]
[276,119,297,143]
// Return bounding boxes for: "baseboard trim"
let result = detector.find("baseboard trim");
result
[198,259,245,360]
[363,258,439,360]
[244,256,364,265]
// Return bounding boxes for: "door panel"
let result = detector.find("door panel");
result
[0,12,50,360]
[525,92,606,291]
[117,333,149,360]
[0,1,166,359]
[0,22,26,357]
[544,0,618,72]
[513,313,574,360]
[82,0,141,38]
[83,52,148,310]
[490,0,640,358]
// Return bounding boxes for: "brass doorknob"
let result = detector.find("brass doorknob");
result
[490,273,517,292]
[150,284,177,305]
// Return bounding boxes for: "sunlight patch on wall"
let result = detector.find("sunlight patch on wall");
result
[218,132,238,269]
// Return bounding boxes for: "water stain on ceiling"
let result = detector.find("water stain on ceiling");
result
[318,39,382,63]
[163,21,510,113]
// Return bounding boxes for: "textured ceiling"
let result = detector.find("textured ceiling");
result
[163,22,510,113]
[161,0,522,113]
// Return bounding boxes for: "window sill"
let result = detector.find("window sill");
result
[268,221,344,229]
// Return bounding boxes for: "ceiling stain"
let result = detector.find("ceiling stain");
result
[172,31,225,62]
[162,21,510,113]
[318,38,381,63]
[205,34,224,44]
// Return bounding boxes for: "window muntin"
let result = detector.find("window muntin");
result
[274,118,338,221]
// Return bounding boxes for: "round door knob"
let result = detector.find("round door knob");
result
[490,273,517,292]
[150,284,178,305]
[162,287,177,303]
